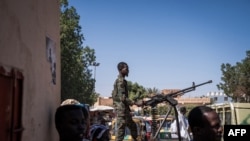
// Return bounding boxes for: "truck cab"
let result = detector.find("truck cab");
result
[208,102,250,125]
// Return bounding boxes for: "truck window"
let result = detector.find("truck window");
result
[225,112,231,125]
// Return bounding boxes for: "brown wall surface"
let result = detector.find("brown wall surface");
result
[0,0,60,141]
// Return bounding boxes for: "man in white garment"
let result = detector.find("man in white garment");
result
[171,106,191,141]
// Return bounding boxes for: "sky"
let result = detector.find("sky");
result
[69,0,250,98]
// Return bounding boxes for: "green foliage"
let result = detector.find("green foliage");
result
[127,81,162,102]
[217,50,250,102]
[60,0,98,105]
[147,87,161,96]
[157,105,169,115]
[127,81,148,101]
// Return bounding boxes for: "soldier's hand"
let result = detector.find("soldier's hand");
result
[135,100,144,107]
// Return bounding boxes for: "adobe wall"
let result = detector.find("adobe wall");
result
[0,0,60,141]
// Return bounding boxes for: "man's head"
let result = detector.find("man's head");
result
[179,106,187,115]
[61,99,89,125]
[60,99,90,139]
[117,62,129,77]
[55,104,86,141]
[188,106,223,141]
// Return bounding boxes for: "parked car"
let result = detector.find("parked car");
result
[110,116,148,141]
[144,115,178,140]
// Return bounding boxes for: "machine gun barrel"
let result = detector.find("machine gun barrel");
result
[168,80,212,97]
[144,80,212,107]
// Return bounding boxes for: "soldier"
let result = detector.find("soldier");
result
[112,62,142,141]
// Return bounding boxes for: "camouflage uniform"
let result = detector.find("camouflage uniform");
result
[112,74,138,141]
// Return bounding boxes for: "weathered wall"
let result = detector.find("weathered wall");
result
[0,0,60,141]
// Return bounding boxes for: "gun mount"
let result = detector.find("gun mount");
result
[143,80,213,141]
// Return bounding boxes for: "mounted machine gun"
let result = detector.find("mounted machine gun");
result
[143,80,212,141]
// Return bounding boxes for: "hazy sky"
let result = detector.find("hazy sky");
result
[69,0,250,97]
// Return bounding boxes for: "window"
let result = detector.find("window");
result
[224,97,228,101]
[214,97,218,101]
[0,66,23,141]
[225,111,231,125]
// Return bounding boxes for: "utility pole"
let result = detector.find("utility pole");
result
[93,62,100,92]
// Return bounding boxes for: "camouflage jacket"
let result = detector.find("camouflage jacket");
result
[112,74,133,116]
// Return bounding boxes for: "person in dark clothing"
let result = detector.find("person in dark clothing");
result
[89,124,110,141]
[112,61,143,141]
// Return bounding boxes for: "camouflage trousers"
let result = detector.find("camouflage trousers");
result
[115,115,138,141]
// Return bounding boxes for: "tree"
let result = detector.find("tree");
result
[127,81,148,101]
[60,0,98,105]
[127,81,162,101]
[217,50,250,102]
[147,87,161,97]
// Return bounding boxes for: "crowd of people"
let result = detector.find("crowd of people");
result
[54,61,223,141]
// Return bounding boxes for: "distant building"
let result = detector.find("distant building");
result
[161,89,211,105]
[94,97,113,107]
[95,94,211,110]
[206,92,232,104]
[162,89,182,97]
[174,97,211,105]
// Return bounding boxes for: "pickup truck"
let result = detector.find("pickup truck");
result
[208,102,250,125]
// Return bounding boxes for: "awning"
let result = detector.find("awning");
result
[90,105,114,112]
